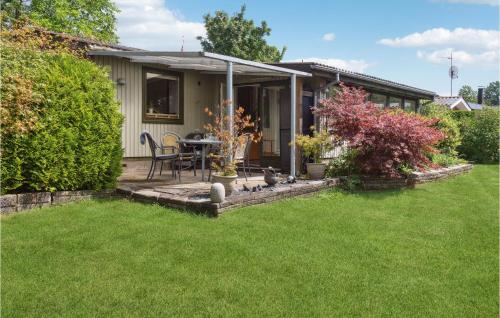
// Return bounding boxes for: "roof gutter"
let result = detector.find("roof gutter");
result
[310,64,435,97]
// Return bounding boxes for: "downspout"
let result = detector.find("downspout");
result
[314,72,340,129]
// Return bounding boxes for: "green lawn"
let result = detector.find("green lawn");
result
[2,165,498,317]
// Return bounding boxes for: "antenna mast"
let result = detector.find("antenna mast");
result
[447,51,458,96]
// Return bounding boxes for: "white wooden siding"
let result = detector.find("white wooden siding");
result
[93,56,216,157]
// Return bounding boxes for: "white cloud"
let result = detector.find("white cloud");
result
[417,48,499,66]
[378,28,500,50]
[288,58,372,73]
[379,27,500,67]
[115,0,206,50]
[322,33,336,42]
[431,0,499,5]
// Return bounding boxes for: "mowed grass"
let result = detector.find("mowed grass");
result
[2,165,498,317]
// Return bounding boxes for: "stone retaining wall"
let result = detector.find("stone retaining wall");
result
[0,190,118,215]
[118,178,341,217]
[361,164,473,190]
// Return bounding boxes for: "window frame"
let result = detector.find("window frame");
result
[388,96,403,109]
[404,99,417,112]
[369,93,387,109]
[142,67,184,124]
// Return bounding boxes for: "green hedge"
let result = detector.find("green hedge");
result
[456,107,499,163]
[1,45,123,193]
[420,103,461,156]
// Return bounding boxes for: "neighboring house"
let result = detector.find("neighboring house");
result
[433,96,473,111]
[467,102,483,110]
[49,32,437,174]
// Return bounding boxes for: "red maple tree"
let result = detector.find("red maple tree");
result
[314,83,444,177]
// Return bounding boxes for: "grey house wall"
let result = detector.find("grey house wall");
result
[93,56,219,158]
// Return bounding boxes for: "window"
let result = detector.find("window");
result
[404,99,417,112]
[370,93,387,109]
[143,68,183,124]
[389,97,402,109]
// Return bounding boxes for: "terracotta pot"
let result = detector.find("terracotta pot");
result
[212,174,238,195]
[306,163,327,180]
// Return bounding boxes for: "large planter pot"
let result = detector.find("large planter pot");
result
[306,163,327,180]
[212,174,238,196]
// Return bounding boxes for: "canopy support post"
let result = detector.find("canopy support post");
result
[226,61,234,162]
[290,73,297,177]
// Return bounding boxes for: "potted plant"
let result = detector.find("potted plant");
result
[295,128,333,180]
[204,102,260,195]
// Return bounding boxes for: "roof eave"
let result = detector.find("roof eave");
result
[87,50,312,77]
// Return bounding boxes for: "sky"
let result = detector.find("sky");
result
[114,0,499,96]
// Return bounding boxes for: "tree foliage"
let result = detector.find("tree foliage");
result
[455,108,499,163]
[458,85,477,103]
[484,81,499,106]
[0,25,123,193]
[315,83,444,177]
[197,5,286,63]
[1,0,119,42]
[420,103,461,156]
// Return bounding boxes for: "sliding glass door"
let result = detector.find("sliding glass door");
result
[262,87,281,156]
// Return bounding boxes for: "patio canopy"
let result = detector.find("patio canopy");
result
[87,50,311,177]
[87,51,311,77]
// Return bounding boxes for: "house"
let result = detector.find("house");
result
[85,49,437,175]
[433,96,472,111]
[53,31,436,175]
[467,102,483,110]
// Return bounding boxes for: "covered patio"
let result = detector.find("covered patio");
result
[88,50,311,178]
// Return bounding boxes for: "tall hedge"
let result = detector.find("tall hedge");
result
[455,108,499,163]
[1,44,123,193]
[420,103,461,156]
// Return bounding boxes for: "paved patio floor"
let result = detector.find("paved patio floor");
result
[118,159,339,216]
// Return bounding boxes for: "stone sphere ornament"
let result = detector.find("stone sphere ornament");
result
[210,183,226,203]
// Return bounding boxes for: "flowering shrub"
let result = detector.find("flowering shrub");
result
[314,83,444,177]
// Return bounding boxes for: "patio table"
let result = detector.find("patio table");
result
[179,139,222,181]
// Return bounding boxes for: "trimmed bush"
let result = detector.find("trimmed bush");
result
[457,107,499,163]
[420,103,461,156]
[1,44,123,193]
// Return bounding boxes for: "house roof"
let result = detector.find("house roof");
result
[87,51,312,77]
[273,62,436,99]
[467,102,483,110]
[434,96,472,111]
[38,29,143,52]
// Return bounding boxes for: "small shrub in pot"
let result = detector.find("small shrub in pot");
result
[295,128,333,179]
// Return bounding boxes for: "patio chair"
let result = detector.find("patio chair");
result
[185,130,204,166]
[140,131,178,181]
[161,132,197,182]
[234,134,253,181]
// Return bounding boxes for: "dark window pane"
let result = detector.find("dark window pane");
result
[389,97,402,108]
[404,99,416,112]
[370,93,387,108]
[145,71,179,118]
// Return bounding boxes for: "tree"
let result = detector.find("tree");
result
[197,5,286,63]
[314,83,444,177]
[458,85,477,103]
[1,0,119,43]
[484,81,499,106]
